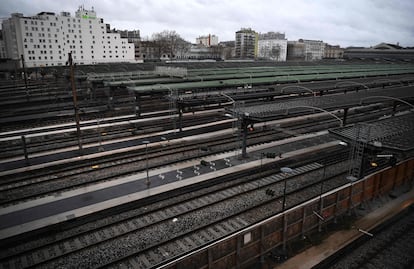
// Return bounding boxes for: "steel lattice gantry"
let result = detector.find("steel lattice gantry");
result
[330,113,414,152]
[227,86,414,158]
[329,113,414,179]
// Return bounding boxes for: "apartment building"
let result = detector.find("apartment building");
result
[257,32,287,61]
[196,34,218,47]
[235,28,257,59]
[287,39,324,61]
[1,6,135,67]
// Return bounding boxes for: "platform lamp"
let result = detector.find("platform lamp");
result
[142,140,150,187]
[280,167,294,211]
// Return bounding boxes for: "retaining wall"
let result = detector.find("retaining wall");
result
[163,159,414,269]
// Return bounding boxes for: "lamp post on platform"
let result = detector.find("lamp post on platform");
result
[280,167,294,211]
[142,140,150,187]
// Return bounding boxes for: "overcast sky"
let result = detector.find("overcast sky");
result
[1,0,413,47]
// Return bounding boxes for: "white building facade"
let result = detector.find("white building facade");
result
[1,7,135,67]
[196,34,218,47]
[303,39,324,61]
[257,32,287,61]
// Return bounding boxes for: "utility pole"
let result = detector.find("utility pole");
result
[21,55,28,98]
[68,52,83,153]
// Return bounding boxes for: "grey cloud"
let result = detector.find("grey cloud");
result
[1,0,413,47]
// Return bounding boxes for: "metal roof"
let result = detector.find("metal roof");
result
[229,86,414,121]
[125,64,414,93]
[329,113,414,152]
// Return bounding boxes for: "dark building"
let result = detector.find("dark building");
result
[344,43,414,61]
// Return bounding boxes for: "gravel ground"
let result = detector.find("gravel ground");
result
[1,161,349,268]
[329,207,414,269]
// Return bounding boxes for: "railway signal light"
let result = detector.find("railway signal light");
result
[265,152,276,158]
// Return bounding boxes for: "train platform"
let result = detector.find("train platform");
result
[0,107,335,175]
[274,188,414,269]
[0,117,232,174]
[0,131,341,241]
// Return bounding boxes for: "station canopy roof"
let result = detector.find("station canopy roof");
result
[329,113,414,152]
[228,86,414,121]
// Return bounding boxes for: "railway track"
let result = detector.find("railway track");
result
[0,124,301,206]
[319,206,414,269]
[0,111,226,160]
[0,105,401,206]
[1,63,411,268]
[0,150,350,268]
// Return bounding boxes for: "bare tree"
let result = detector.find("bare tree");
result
[152,30,189,60]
